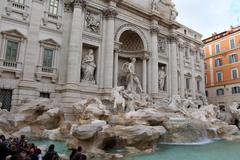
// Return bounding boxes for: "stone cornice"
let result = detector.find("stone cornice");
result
[103,8,118,19]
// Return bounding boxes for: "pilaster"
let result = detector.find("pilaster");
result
[178,42,185,97]
[22,1,43,81]
[66,0,86,84]
[101,7,118,89]
[150,24,159,95]
[168,33,178,96]
[190,47,196,99]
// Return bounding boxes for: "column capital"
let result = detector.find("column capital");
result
[168,34,178,43]
[141,53,149,60]
[150,26,159,34]
[73,0,87,8]
[64,3,73,12]
[103,8,118,19]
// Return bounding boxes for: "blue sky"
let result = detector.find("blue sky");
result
[173,0,240,39]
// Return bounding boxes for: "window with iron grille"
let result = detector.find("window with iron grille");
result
[216,88,224,96]
[0,89,12,111]
[40,92,50,98]
[232,86,240,94]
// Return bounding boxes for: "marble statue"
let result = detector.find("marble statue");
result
[151,0,159,11]
[158,39,166,53]
[85,12,100,33]
[122,58,143,93]
[111,86,126,112]
[158,66,167,90]
[170,7,178,21]
[81,49,96,83]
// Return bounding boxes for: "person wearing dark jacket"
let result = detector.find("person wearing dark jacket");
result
[43,144,59,160]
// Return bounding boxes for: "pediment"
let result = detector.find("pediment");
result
[39,38,60,47]
[1,29,26,39]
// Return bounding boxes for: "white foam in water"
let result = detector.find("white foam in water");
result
[160,138,221,146]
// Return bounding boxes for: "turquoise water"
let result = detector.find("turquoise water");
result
[127,140,240,160]
[31,140,70,156]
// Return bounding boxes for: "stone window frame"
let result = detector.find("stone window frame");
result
[38,39,60,69]
[215,43,220,54]
[231,68,238,80]
[184,72,192,91]
[229,38,235,49]
[216,71,223,82]
[216,88,224,96]
[229,53,238,64]
[36,39,60,83]
[0,30,26,64]
[195,75,202,92]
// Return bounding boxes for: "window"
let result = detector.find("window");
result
[229,54,238,63]
[49,0,59,15]
[184,47,189,58]
[204,63,207,69]
[0,89,13,111]
[216,44,220,54]
[205,90,208,97]
[216,88,224,96]
[186,78,190,90]
[5,40,18,62]
[230,39,235,49]
[197,80,201,91]
[217,72,223,81]
[43,48,54,68]
[215,58,222,67]
[40,92,50,98]
[231,68,238,79]
[232,86,240,94]
[14,0,25,4]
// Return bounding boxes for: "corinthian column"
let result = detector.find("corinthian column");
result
[101,8,118,89]
[66,0,86,84]
[150,25,159,95]
[169,34,178,96]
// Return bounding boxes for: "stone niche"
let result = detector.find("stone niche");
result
[117,57,143,91]
[158,63,167,91]
[81,45,98,85]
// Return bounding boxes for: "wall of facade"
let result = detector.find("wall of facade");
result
[0,0,204,119]
[204,26,240,106]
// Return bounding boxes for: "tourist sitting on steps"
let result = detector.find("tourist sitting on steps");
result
[71,146,87,160]
[43,144,59,160]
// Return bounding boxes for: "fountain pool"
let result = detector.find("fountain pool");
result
[126,140,240,160]
[31,140,70,156]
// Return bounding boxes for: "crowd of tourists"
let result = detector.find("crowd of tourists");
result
[0,135,87,160]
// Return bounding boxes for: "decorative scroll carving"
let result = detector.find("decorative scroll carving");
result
[85,11,100,33]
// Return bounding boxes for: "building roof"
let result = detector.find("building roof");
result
[203,26,240,44]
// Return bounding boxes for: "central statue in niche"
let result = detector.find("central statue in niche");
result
[81,49,96,84]
[122,58,143,93]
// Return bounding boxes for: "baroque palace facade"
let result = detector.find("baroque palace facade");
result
[0,0,205,119]
[204,26,240,107]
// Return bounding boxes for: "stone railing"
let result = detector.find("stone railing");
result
[0,59,23,78]
[42,11,62,29]
[36,65,57,83]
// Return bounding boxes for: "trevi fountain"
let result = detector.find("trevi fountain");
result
[1,0,240,160]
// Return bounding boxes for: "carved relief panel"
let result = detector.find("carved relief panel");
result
[158,37,167,54]
[84,11,101,34]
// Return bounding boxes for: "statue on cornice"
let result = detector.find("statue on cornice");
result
[152,0,159,11]
[160,0,175,7]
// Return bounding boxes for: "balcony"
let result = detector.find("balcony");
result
[42,11,62,30]
[5,0,29,20]
[36,65,57,83]
[184,89,192,98]
[0,59,23,78]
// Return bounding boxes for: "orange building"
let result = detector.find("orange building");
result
[203,26,240,107]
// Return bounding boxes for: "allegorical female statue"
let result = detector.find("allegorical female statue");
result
[158,66,167,90]
[81,49,96,83]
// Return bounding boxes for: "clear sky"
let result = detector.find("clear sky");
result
[173,0,240,39]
